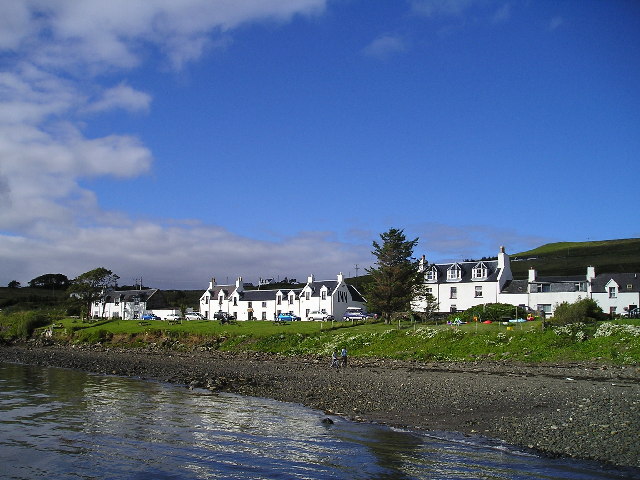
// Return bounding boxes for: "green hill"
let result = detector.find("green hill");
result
[509,238,640,278]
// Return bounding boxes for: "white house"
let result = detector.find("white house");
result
[94,288,160,319]
[413,247,640,317]
[200,273,367,321]
[413,246,513,313]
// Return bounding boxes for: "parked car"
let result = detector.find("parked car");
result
[141,313,159,320]
[185,312,205,321]
[307,310,333,321]
[214,311,235,323]
[277,312,301,321]
[342,307,372,321]
[165,313,182,321]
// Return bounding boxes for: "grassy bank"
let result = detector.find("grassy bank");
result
[2,313,639,365]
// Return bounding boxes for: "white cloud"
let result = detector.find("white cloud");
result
[363,35,407,59]
[85,83,152,114]
[0,0,372,290]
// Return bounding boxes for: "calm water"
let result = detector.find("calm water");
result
[0,363,636,480]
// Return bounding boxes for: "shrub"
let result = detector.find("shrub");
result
[446,303,520,323]
[551,298,605,325]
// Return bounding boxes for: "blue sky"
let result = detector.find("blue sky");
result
[1,0,639,289]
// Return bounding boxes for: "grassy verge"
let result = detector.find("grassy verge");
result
[2,313,639,365]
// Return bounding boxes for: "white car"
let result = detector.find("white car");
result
[185,312,205,321]
[165,313,182,321]
[307,310,333,321]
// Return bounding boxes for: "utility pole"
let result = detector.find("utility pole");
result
[355,264,359,277]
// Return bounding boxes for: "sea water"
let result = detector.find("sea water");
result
[0,362,635,480]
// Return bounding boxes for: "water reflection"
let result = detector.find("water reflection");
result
[0,362,635,480]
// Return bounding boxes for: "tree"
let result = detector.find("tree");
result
[8,280,21,288]
[366,228,424,324]
[67,268,119,321]
[28,273,70,290]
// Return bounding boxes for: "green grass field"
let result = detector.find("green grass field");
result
[4,314,635,365]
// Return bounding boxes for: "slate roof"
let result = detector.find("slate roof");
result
[103,288,166,307]
[500,280,528,294]
[592,273,640,293]
[238,288,303,302]
[307,280,338,295]
[426,260,501,283]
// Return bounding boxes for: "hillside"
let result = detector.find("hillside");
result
[509,238,640,278]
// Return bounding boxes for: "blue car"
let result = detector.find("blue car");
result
[277,312,301,321]
[141,313,160,320]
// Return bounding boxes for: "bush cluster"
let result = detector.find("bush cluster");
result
[551,298,605,325]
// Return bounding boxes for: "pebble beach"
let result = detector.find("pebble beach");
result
[1,344,638,469]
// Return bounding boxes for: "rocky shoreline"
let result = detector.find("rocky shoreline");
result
[1,343,639,469]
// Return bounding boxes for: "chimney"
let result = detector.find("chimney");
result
[235,276,244,292]
[307,274,315,284]
[419,255,426,272]
[208,277,216,290]
[337,272,344,283]
[586,266,596,282]
[528,267,536,282]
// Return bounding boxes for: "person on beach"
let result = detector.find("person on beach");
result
[331,350,340,368]
[341,347,347,367]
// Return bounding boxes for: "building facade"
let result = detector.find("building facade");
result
[200,273,367,321]
[413,247,640,317]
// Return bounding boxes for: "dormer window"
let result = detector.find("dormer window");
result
[472,262,488,280]
[425,267,438,282]
[447,264,462,281]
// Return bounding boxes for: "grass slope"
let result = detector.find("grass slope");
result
[8,316,639,365]
[509,238,640,278]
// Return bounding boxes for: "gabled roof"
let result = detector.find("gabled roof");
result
[347,284,366,303]
[592,273,640,293]
[305,280,338,296]
[427,260,501,283]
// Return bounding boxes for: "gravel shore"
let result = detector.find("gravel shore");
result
[1,343,639,469]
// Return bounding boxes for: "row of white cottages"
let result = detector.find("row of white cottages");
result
[199,273,366,321]
[412,246,640,317]
[93,246,639,320]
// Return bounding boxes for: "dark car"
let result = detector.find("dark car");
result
[214,311,235,323]
[141,313,160,320]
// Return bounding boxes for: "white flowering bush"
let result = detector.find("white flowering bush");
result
[553,323,587,338]
[407,327,440,340]
[594,322,640,338]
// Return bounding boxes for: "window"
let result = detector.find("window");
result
[447,264,461,281]
[233,297,237,306]
[425,287,432,294]
[305,292,310,301]
[261,312,267,320]
[248,301,252,308]
[627,284,633,290]
[475,286,483,297]
[472,263,488,280]
[425,267,437,282]
[574,282,587,292]
[609,306,617,315]
[538,304,552,314]
[534,283,550,293]
[450,287,457,299]
[321,291,327,300]
[277,295,282,305]
[205,296,209,303]
[262,302,267,308]
[115,299,120,306]
[609,287,617,298]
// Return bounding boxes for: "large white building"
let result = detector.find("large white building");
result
[200,273,367,321]
[413,247,640,317]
